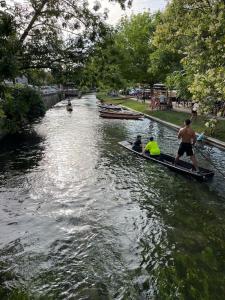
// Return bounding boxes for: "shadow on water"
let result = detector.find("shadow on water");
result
[0,131,44,177]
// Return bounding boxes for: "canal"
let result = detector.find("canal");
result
[0,94,225,299]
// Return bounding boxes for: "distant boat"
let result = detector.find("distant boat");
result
[98,104,122,111]
[66,105,73,112]
[99,110,143,120]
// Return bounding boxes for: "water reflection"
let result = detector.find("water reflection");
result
[0,131,44,176]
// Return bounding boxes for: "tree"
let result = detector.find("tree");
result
[26,69,54,86]
[80,33,129,90]
[1,0,132,73]
[82,12,162,90]
[0,10,18,82]
[189,68,225,114]
[165,71,192,100]
[148,48,182,84]
[153,0,225,112]
[115,12,158,84]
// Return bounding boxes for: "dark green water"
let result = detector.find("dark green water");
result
[0,94,225,300]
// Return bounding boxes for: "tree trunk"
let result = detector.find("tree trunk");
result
[19,0,48,44]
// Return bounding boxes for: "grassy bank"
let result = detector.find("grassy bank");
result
[97,93,225,142]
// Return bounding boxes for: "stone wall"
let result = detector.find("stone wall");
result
[42,91,65,109]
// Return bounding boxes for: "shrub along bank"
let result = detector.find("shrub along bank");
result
[97,93,225,142]
[0,85,46,135]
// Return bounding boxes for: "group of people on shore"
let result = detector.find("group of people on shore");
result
[136,91,169,109]
[149,93,172,111]
[132,119,200,172]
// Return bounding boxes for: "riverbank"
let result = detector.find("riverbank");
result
[0,91,65,142]
[97,93,225,145]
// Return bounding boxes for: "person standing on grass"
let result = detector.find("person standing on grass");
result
[175,119,199,171]
[142,92,146,103]
[191,102,198,120]
[159,93,167,110]
[176,96,181,107]
[150,96,156,110]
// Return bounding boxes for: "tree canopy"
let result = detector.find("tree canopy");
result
[0,10,18,81]
[82,12,161,90]
[1,0,225,113]
[0,0,131,76]
[114,12,156,83]
[153,0,225,110]
[82,0,225,115]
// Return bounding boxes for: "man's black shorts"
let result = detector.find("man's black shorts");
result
[178,142,193,157]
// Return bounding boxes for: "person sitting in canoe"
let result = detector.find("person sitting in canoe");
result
[132,135,143,152]
[144,137,161,156]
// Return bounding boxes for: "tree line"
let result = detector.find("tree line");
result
[83,0,225,115]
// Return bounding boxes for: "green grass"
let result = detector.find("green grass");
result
[97,93,225,142]
[149,110,205,131]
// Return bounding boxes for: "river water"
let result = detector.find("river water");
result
[0,94,225,300]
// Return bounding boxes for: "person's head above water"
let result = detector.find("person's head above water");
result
[136,135,142,140]
[149,137,154,141]
[184,119,191,126]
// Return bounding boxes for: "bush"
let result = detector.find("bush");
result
[80,85,89,93]
[1,86,46,133]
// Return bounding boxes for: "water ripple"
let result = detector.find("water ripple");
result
[0,95,225,299]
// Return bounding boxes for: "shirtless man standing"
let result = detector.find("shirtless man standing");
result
[175,119,198,171]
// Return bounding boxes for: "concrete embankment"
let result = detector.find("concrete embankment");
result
[42,91,65,109]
